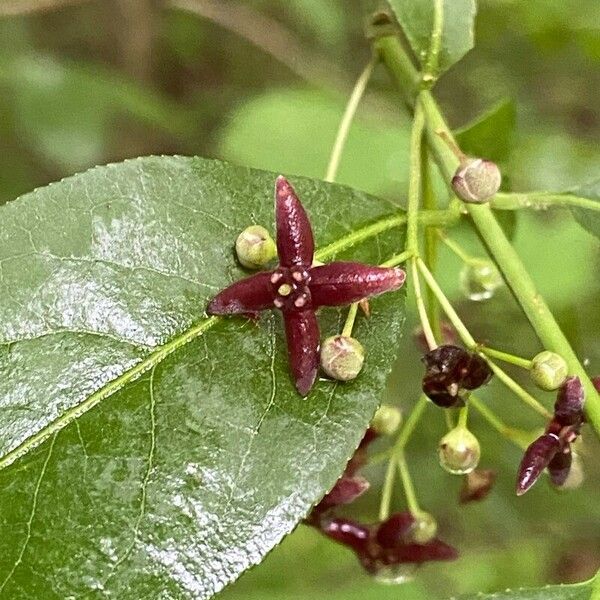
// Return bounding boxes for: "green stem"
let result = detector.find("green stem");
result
[325,57,377,183]
[379,453,397,521]
[379,395,429,519]
[458,404,469,428]
[397,453,421,514]
[438,231,474,264]
[341,303,359,337]
[380,249,413,268]
[412,258,437,350]
[406,98,425,254]
[421,145,442,341]
[469,394,529,450]
[416,257,475,345]
[478,346,533,370]
[376,33,600,438]
[492,192,600,213]
[423,0,443,82]
[314,208,458,262]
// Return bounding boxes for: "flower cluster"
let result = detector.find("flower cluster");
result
[306,427,458,579]
[516,376,585,495]
[421,345,492,408]
[207,176,405,395]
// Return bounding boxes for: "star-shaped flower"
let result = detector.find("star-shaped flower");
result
[207,176,406,395]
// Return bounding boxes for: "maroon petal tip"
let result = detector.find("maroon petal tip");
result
[516,433,560,496]
[295,369,318,396]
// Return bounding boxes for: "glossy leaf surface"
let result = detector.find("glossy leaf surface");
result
[0,157,406,599]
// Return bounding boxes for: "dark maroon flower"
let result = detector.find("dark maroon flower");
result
[593,376,600,393]
[422,345,492,408]
[459,469,497,503]
[516,376,586,495]
[548,448,572,487]
[554,376,585,428]
[318,475,370,511]
[207,176,406,395]
[316,513,457,576]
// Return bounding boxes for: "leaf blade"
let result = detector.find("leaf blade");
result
[0,157,406,599]
[386,0,477,75]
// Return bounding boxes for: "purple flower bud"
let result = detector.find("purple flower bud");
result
[554,376,585,428]
[319,475,370,510]
[516,433,560,496]
[459,469,497,503]
[548,448,572,487]
[320,517,371,555]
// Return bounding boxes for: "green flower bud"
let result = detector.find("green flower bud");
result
[452,158,501,204]
[410,511,438,544]
[438,426,481,475]
[530,351,568,391]
[459,258,503,302]
[235,225,277,269]
[371,404,402,436]
[320,335,365,381]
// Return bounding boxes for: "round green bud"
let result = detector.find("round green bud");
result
[452,158,501,204]
[530,351,568,391]
[371,404,402,436]
[410,511,438,544]
[320,335,365,381]
[459,258,503,302]
[438,426,481,475]
[235,225,277,269]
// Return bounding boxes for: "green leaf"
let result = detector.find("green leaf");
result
[217,88,411,198]
[569,178,600,238]
[455,100,517,164]
[386,0,477,74]
[458,582,593,599]
[0,55,191,170]
[0,157,406,599]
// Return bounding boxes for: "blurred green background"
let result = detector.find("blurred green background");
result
[1,0,599,598]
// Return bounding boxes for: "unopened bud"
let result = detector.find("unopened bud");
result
[371,404,402,436]
[235,225,277,269]
[438,426,481,474]
[410,511,438,544]
[452,158,501,204]
[530,351,568,391]
[320,335,365,381]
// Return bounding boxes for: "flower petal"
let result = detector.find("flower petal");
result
[516,433,560,496]
[310,263,406,307]
[275,176,314,268]
[283,309,320,395]
[206,271,274,315]
[554,376,585,427]
[548,448,572,487]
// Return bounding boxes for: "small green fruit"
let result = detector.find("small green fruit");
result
[235,225,277,269]
[410,511,438,544]
[371,404,402,436]
[438,426,481,475]
[452,158,501,204]
[530,351,568,391]
[320,335,365,381]
[459,258,503,302]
